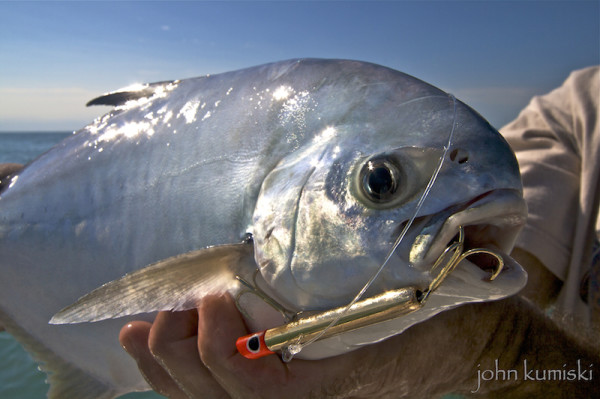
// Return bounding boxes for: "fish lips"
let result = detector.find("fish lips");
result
[399,187,529,314]
[382,188,528,311]
[414,187,528,309]
[409,188,527,270]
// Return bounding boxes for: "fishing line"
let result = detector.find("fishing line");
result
[281,94,459,361]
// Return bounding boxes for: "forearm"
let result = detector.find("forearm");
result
[437,296,597,398]
[465,297,598,398]
[341,295,598,399]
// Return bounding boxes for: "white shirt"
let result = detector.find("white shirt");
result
[501,66,599,327]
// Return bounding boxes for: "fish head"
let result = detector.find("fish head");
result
[253,94,527,314]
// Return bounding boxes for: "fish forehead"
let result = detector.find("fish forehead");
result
[289,93,520,215]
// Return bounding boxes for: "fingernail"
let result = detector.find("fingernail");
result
[120,323,137,356]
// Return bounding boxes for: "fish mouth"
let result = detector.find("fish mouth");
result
[408,189,527,279]
[294,189,528,360]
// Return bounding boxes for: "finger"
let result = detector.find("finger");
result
[197,294,306,397]
[149,309,230,398]
[119,321,189,399]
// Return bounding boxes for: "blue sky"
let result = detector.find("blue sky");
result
[1,1,598,131]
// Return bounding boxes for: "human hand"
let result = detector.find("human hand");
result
[119,294,397,399]
[119,293,474,399]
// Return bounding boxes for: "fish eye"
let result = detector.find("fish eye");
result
[360,157,401,203]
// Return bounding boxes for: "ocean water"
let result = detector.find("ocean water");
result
[0,132,72,164]
[0,132,163,399]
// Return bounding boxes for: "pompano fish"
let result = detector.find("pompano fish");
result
[0,59,527,398]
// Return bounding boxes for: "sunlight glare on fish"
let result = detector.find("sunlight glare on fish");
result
[119,83,147,92]
[279,90,314,131]
[160,108,174,125]
[8,175,19,190]
[332,145,341,159]
[116,97,153,112]
[314,126,337,144]
[273,85,292,101]
[177,100,201,124]
[96,121,156,143]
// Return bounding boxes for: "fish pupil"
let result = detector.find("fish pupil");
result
[364,161,398,201]
[368,167,394,197]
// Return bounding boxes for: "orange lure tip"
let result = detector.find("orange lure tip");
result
[236,331,275,359]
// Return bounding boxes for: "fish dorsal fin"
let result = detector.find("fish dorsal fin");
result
[50,243,255,324]
[86,80,177,107]
[0,306,116,399]
[0,163,23,192]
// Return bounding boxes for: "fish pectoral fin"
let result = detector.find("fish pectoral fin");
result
[50,243,256,324]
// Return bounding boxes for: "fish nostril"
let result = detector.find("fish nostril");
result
[449,148,469,164]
